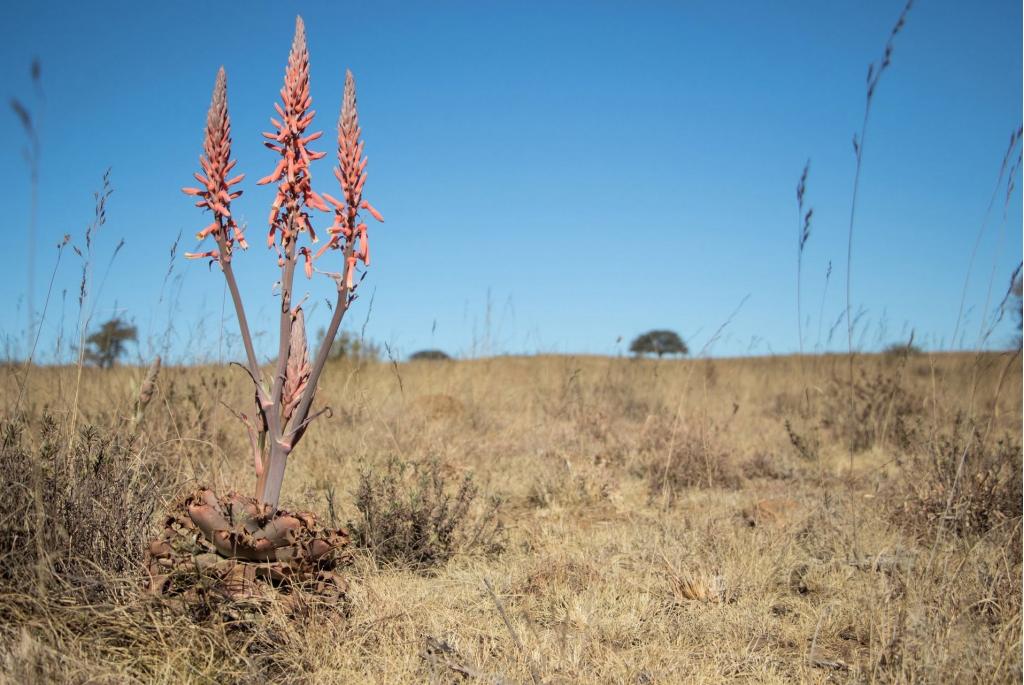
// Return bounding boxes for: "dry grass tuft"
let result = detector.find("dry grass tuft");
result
[0,414,172,588]
[890,414,1023,539]
[639,415,743,501]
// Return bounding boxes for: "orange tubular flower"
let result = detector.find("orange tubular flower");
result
[319,70,384,290]
[182,67,246,262]
[258,17,329,260]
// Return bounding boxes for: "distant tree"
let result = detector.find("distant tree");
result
[84,317,137,368]
[629,330,688,358]
[882,341,922,358]
[410,349,450,361]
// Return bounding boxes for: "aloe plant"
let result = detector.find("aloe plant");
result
[147,15,381,603]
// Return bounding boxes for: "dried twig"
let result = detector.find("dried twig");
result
[421,636,512,684]
[483,578,541,685]
[808,605,848,671]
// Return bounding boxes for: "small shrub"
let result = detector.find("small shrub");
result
[821,366,922,452]
[0,415,172,590]
[740,451,798,481]
[525,454,614,508]
[349,457,503,569]
[412,393,465,420]
[892,415,1022,539]
[409,349,451,361]
[784,419,820,462]
[882,341,923,360]
[595,365,661,421]
[769,390,814,419]
[638,417,741,502]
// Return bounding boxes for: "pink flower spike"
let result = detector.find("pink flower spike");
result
[196,222,219,240]
[321,192,344,210]
[257,14,325,258]
[185,249,220,261]
[234,229,249,250]
[361,200,384,222]
[345,255,357,289]
[299,247,313,278]
[183,66,245,260]
[314,235,339,260]
[258,159,287,186]
[306,192,329,212]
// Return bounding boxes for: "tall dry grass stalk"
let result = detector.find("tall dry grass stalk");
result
[67,170,115,445]
[951,128,1023,349]
[10,59,42,358]
[794,160,813,408]
[12,235,70,416]
[844,0,913,475]
[795,159,812,360]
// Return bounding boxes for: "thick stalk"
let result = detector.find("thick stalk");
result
[261,241,355,509]
[269,212,299,420]
[260,212,299,506]
[214,228,274,497]
[292,281,351,436]
[260,439,292,510]
[255,452,268,501]
[290,233,356,437]
[220,258,264,395]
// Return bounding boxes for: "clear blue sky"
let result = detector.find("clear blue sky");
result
[2,1,1021,363]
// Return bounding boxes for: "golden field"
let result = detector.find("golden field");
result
[1,350,1021,683]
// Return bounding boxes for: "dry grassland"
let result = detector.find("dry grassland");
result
[1,350,1020,683]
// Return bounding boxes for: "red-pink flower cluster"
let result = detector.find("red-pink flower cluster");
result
[318,70,384,290]
[257,17,329,255]
[182,67,246,262]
